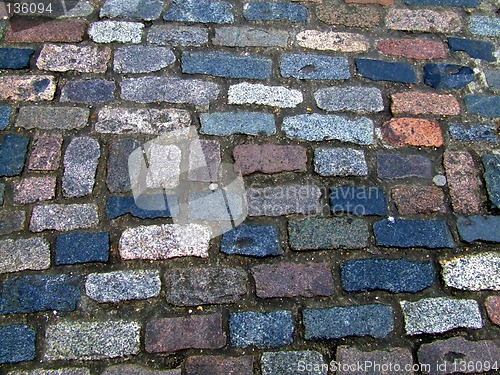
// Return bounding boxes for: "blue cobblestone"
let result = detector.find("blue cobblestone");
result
[55,232,110,265]
[229,310,294,348]
[106,195,179,219]
[0,105,12,130]
[182,52,272,79]
[485,70,500,92]
[465,95,500,117]
[0,325,36,364]
[457,216,500,243]
[341,259,435,293]
[0,275,81,314]
[303,305,393,339]
[164,0,234,24]
[243,2,307,23]
[482,154,500,209]
[330,186,387,216]
[355,59,417,84]
[280,53,350,80]
[61,79,115,104]
[449,123,498,144]
[403,0,480,6]
[100,0,164,20]
[469,16,500,37]
[0,134,29,177]
[200,112,276,136]
[423,64,474,89]
[221,224,283,257]
[374,219,455,249]
[448,37,495,62]
[0,48,34,69]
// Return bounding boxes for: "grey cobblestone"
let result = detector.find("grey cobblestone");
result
[114,46,175,73]
[314,86,384,113]
[314,148,368,176]
[89,21,144,43]
[228,82,303,108]
[0,238,50,274]
[36,44,111,73]
[100,0,164,20]
[280,53,350,80]
[30,204,99,232]
[16,106,89,130]
[214,26,289,47]
[147,25,208,46]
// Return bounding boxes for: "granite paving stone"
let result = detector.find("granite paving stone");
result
[61,79,115,103]
[233,144,307,175]
[4,19,86,43]
[200,112,275,136]
[336,347,414,375]
[0,325,36,364]
[221,224,283,257]
[0,134,29,177]
[44,320,141,360]
[469,16,500,37]
[187,191,244,221]
[36,44,111,73]
[0,105,11,130]
[391,91,460,115]
[283,114,373,144]
[243,2,307,23]
[341,258,435,293]
[88,21,144,43]
[392,185,446,214]
[440,252,500,291]
[448,37,495,62]
[0,238,50,274]
[289,217,369,250]
[355,59,417,83]
[185,356,253,375]
[16,106,89,130]
[166,267,247,305]
[316,2,380,28]
[114,46,175,73]
[314,86,383,113]
[7,369,91,375]
[13,176,56,204]
[296,30,369,52]
[423,63,474,89]
[107,138,141,192]
[403,0,480,6]
[377,153,433,179]
[261,351,326,375]
[484,70,500,92]
[382,118,443,147]
[330,186,387,216]
[85,270,161,302]
[55,232,110,265]
[0,183,4,206]
[0,75,56,101]
[481,154,500,208]
[464,95,500,117]
[229,311,294,348]
[377,38,447,60]
[280,53,350,80]
[485,296,500,326]
[163,0,234,24]
[147,25,209,46]
[62,137,100,198]
[400,297,483,334]
[102,365,180,375]
[188,139,220,182]
[28,135,63,171]
[0,48,34,69]
[457,216,500,243]
[0,274,81,314]
[385,9,461,33]
[228,82,303,108]
[214,26,289,47]
[106,196,179,219]
[30,204,99,232]
[0,210,25,235]
[314,148,368,176]
[449,123,498,143]
[100,0,164,20]
[303,304,394,339]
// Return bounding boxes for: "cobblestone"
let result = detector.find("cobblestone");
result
[0,134,29,177]
[30,204,99,232]
[377,153,433,179]
[89,21,144,43]
[27,135,62,171]
[469,16,500,37]
[60,79,115,104]
[0,48,34,69]
[261,351,326,375]
[163,0,234,24]
[356,59,417,84]
[0,210,25,235]
[464,95,500,117]
[214,27,289,47]
[316,3,380,28]
[314,86,383,113]
[4,20,86,43]
[391,91,461,115]
[234,144,307,175]
[482,154,500,208]
[186,356,253,375]
[386,9,461,33]
[449,123,498,143]
[296,30,369,52]
[13,176,56,204]
[392,186,446,214]
[16,106,88,131]
[0,238,50,274]
[280,53,349,80]
[102,366,179,375]
[441,252,500,290]
[0,325,35,364]
[100,0,164,20]
[243,2,307,23]
[148,25,208,46]
[314,148,368,176]
[382,118,443,147]
[221,224,283,257]
[485,296,500,326]
[457,216,500,243]
[114,46,175,73]
[0,75,56,101]
[448,37,495,62]
[424,63,474,89]
[200,112,275,136]
[228,82,302,108]
[0,105,11,130]
[330,186,387,216]
[55,232,110,265]
[336,347,414,375]
[377,38,447,60]
[36,44,111,73]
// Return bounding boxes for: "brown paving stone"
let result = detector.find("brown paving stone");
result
[233,144,307,175]
[336,346,414,374]
[377,39,447,60]
[485,296,500,326]
[392,186,447,215]
[444,151,482,214]
[382,118,443,147]
[391,92,460,116]
[296,30,369,52]
[345,0,393,5]
[27,135,63,171]
[386,9,462,33]
[185,355,254,375]
[316,3,380,28]
[0,75,56,101]
[13,176,56,204]
[252,262,334,298]
[4,19,86,43]
[145,314,226,353]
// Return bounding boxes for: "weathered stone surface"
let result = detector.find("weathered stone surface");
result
[418,337,500,374]
[0,105,11,130]
[341,258,435,293]
[200,112,275,136]
[106,196,179,220]
[86,270,161,302]
[0,75,56,101]
[336,347,414,375]
[30,204,99,232]
[62,137,100,198]
[448,37,495,62]
[391,91,460,115]
[45,321,141,360]
[13,176,56,204]
[246,184,322,216]
[0,183,4,206]
[119,224,210,259]
[233,144,307,175]
[440,252,500,291]
[186,356,253,375]
[444,151,482,214]
[4,19,86,43]
[424,63,475,89]
[37,44,111,73]
[280,53,350,80]
[356,59,417,83]
[482,154,500,208]
[261,351,326,375]
[0,325,36,364]
[55,232,110,265]
[121,77,220,106]
[377,38,447,60]
[228,82,302,108]
[114,46,175,73]
[314,148,368,176]
[449,123,498,143]
[315,86,383,113]
[107,138,140,193]
[166,267,247,305]
[392,186,446,214]
[0,48,34,69]
[229,311,294,348]
[457,216,500,243]
[485,70,500,92]
[316,3,380,28]
[469,16,500,37]
[16,106,89,130]
[303,305,394,339]
[148,25,208,46]
[400,297,482,334]
[145,314,226,352]
[243,1,307,22]
[465,95,500,117]
[188,140,220,182]
[382,118,443,147]
[386,9,462,33]
[102,365,180,375]
[0,134,29,177]
[100,0,164,20]
[252,262,334,298]
[346,0,392,4]
[0,210,25,235]
[377,154,433,179]
[187,191,244,222]
[0,238,50,274]
[330,186,387,216]
[289,217,369,250]
[163,0,234,24]
[296,30,369,52]
[486,296,500,326]
[28,135,63,171]
[97,107,190,134]
[214,26,289,47]
[61,79,115,103]
[88,21,144,43]
[221,224,283,257]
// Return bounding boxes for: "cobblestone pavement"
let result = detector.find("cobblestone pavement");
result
[0,0,499,374]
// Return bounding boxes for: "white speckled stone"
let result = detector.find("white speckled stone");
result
[228,82,303,108]
[400,297,483,335]
[314,86,384,113]
[296,30,369,52]
[119,224,210,260]
[0,238,50,274]
[89,21,143,43]
[440,252,500,291]
[314,148,368,176]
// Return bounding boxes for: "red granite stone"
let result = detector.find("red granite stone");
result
[391,92,460,116]
[392,186,447,215]
[377,39,447,60]
[5,19,86,43]
[233,144,307,175]
[185,355,254,375]
[145,314,226,353]
[382,118,443,147]
[336,346,414,375]
[13,176,56,204]
[485,296,500,326]
[28,135,63,171]
[444,151,482,214]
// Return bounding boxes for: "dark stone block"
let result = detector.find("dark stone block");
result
[0,105,12,130]
[449,123,498,143]
[61,79,115,104]
[0,134,29,177]
[448,37,495,61]
[243,2,307,23]
[107,138,140,193]
[330,186,387,216]
[221,224,283,257]
[55,232,110,265]
[465,95,500,117]
[377,153,433,179]
[355,59,417,83]
[0,325,36,364]
[482,154,500,208]
[424,63,474,89]
[163,0,234,24]
[457,216,500,243]
[105,196,179,219]
[0,48,34,69]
